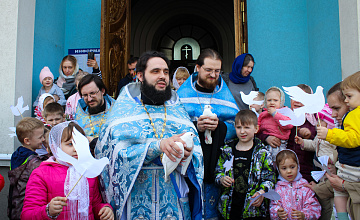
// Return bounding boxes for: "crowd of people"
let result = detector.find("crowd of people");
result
[2,48,360,220]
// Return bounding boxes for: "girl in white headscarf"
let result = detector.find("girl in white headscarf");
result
[34,93,55,123]
[21,121,114,220]
[269,149,321,220]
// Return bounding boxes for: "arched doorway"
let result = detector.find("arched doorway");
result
[101,0,247,94]
[155,23,218,74]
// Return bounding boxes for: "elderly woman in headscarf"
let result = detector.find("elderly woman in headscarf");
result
[223,53,258,110]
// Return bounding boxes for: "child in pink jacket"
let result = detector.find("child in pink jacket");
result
[270,149,321,220]
[21,121,113,220]
[258,87,293,161]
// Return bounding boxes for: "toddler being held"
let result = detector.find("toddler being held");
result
[257,87,293,161]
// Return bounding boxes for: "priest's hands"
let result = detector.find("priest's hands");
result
[197,115,219,132]
[160,134,189,162]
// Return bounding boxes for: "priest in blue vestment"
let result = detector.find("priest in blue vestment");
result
[96,51,203,220]
[177,49,239,219]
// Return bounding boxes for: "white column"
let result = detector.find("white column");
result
[0,0,36,166]
[339,0,360,79]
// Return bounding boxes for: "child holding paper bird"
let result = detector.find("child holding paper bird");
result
[286,84,318,183]
[317,71,360,220]
[21,122,113,220]
[295,104,337,173]
[215,110,275,219]
[295,105,337,220]
[257,87,293,161]
[270,149,321,220]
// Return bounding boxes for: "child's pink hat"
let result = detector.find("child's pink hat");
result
[318,103,335,129]
[39,66,54,83]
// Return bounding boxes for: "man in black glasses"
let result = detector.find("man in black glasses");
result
[177,48,239,219]
[74,74,115,139]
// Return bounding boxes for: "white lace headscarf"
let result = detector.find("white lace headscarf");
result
[172,66,190,90]
[49,121,89,219]
[38,93,55,112]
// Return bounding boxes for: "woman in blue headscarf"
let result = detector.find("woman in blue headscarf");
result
[223,53,258,110]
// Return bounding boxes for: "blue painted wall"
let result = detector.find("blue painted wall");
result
[33,1,341,107]
[307,0,341,96]
[32,0,66,107]
[247,0,341,105]
[64,0,101,54]
[32,0,101,107]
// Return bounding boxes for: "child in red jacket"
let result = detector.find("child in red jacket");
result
[258,87,293,161]
[21,122,113,220]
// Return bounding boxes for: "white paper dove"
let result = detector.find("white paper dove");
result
[277,107,305,126]
[162,132,196,182]
[56,128,109,178]
[10,96,29,117]
[282,86,325,116]
[318,155,330,166]
[223,156,234,175]
[202,105,216,144]
[240,91,263,106]
[311,171,326,182]
[311,156,331,182]
[8,127,16,138]
[249,189,281,207]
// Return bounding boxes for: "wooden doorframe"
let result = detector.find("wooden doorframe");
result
[234,0,247,56]
[100,0,131,96]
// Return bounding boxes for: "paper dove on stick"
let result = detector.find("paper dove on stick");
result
[162,132,196,182]
[202,105,216,144]
[282,86,325,116]
[56,128,109,178]
[10,96,29,117]
[240,91,263,106]
[277,107,305,126]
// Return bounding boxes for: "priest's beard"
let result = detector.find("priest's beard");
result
[141,78,172,104]
[198,75,217,91]
[88,99,105,114]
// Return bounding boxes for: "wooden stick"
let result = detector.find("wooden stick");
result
[17,107,23,119]
[317,112,322,127]
[295,126,298,137]
[65,174,84,199]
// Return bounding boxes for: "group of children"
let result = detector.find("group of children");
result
[214,71,360,220]
[7,68,360,219]
[33,65,90,122]
[9,116,114,219]
[9,70,114,219]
